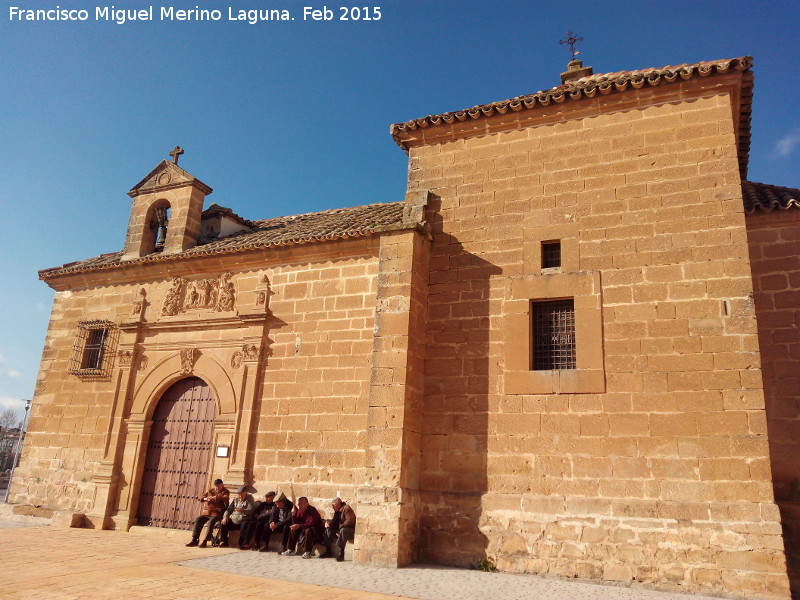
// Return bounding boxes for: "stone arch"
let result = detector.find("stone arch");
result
[130,351,237,420]
[142,198,171,255]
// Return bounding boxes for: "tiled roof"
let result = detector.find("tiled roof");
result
[391,56,754,179]
[743,181,800,214]
[40,201,410,279]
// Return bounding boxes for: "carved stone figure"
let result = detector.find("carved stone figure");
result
[162,278,184,316]
[216,272,235,312]
[132,288,147,317]
[231,351,243,369]
[256,274,272,312]
[118,350,134,367]
[138,354,149,372]
[180,348,199,374]
[243,344,260,361]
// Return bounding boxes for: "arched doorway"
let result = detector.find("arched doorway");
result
[136,377,216,529]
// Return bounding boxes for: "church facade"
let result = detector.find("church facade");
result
[12,55,800,599]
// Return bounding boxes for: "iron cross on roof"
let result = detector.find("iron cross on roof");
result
[559,30,583,60]
[169,145,184,165]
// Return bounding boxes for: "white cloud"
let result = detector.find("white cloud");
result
[7,370,20,379]
[0,354,5,365]
[0,396,25,414]
[776,129,800,157]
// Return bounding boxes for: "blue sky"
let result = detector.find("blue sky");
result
[1,0,798,418]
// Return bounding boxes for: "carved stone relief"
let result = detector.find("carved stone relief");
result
[132,288,147,317]
[118,350,134,367]
[255,273,272,311]
[138,354,149,372]
[243,344,260,362]
[180,348,199,374]
[162,278,184,316]
[231,351,243,369]
[161,272,237,316]
[217,272,235,312]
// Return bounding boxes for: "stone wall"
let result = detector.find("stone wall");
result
[748,210,800,503]
[747,209,800,591]
[13,239,382,530]
[407,79,789,598]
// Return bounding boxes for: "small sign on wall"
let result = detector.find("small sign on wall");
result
[216,445,229,458]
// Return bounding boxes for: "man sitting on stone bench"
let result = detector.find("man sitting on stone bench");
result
[241,490,276,551]
[186,478,229,548]
[280,496,323,559]
[269,492,294,553]
[219,485,255,548]
[321,497,356,561]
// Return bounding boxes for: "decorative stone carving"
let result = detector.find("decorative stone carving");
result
[161,273,237,316]
[132,288,147,317]
[180,348,199,374]
[118,350,134,367]
[162,278,185,316]
[231,350,243,369]
[256,274,271,311]
[185,278,218,310]
[243,344,260,362]
[138,354,149,371]
[217,272,235,312]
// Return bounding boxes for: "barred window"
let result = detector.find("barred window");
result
[68,320,116,377]
[541,240,561,269]
[531,299,576,370]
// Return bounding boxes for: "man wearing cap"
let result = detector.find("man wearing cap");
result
[242,490,276,551]
[269,491,294,553]
[280,496,324,558]
[323,497,356,561]
[219,485,255,549]
[186,478,230,548]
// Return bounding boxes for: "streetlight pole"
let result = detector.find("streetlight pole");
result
[4,400,31,503]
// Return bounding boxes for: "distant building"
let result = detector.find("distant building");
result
[13,55,800,599]
[0,427,22,473]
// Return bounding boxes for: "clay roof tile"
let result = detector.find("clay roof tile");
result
[40,201,409,279]
[390,56,754,179]
[742,181,800,213]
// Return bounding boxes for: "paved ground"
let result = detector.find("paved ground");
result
[0,520,721,600]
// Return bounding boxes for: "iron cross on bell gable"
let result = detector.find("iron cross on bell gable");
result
[169,145,184,165]
[559,30,584,60]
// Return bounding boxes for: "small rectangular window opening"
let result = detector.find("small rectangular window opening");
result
[541,240,561,269]
[532,299,576,370]
[68,320,115,376]
[81,328,108,370]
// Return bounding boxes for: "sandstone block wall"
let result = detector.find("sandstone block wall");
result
[252,253,379,503]
[13,240,381,530]
[748,210,800,502]
[407,82,789,598]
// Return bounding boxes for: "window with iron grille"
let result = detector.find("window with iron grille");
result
[531,299,576,370]
[68,320,116,376]
[541,240,561,269]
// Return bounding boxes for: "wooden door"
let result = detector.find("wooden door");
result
[136,377,216,529]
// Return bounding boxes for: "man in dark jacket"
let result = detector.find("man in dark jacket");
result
[186,478,230,548]
[280,496,323,558]
[242,490,276,551]
[269,492,294,553]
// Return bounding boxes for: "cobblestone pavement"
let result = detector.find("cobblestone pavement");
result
[181,548,722,600]
[0,521,720,600]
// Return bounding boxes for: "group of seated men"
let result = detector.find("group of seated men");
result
[186,478,356,561]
